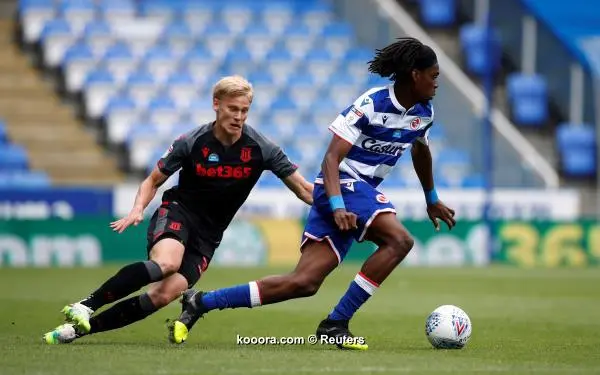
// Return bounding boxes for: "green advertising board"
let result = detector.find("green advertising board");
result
[0,218,598,267]
[0,217,271,267]
[344,221,489,266]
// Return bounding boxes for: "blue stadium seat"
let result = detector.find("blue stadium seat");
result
[299,2,332,34]
[40,18,74,67]
[309,95,339,126]
[19,0,56,43]
[304,47,335,84]
[419,0,456,27]
[224,47,257,77]
[248,71,278,112]
[180,1,220,34]
[287,73,318,110]
[83,20,113,56]
[103,42,136,81]
[506,73,548,126]
[126,70,158,108]
[283,23,313,60]
[243,24,276,61]
[161,22,194,56]
[202,22,235,59]
[142,45,177,82]
[182,45,219,81]
[60,0,96,33]
[167,71,197,108]
[127,122,173,170]
[257,123,294,145]
[62,42,96,93]
[139,0,177,22]
[327,70,363,109]
[147,94,180,126]
[265,47,296,84]
[556,123,596,177]
[105,94,139,144]
[83,68,117,119]
[344,47,372,80]
[261,1,293,34]
[4,171,51,189]
[187,97,214,125]
[221,2,259,35]
[0,119,7,143]
[320,22,353,58]
[459,24,501,76]
[0,145,29,171]
[98,0,136,21]
[269,94,302,126]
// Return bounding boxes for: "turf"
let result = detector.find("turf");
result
[0,265,598,375]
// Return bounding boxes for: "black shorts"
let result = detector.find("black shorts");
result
[146,200,215,287]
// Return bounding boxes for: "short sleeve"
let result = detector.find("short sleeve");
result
[328,92,375,144]
[415,126,430,145]
[264,142,297,179]
[156,134,191,176]
[416,104,435,145]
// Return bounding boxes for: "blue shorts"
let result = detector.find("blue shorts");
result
[301,179,396,263]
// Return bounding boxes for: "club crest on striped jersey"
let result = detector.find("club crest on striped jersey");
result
[376,193,389,203]
[410,117,421,130]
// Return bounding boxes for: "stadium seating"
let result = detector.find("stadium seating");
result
[419,0,456,27]
[0,119,50,189]
[20,0,487,188]
[506,73,548,127]
[459,24,501,76]
[556,123,596,177]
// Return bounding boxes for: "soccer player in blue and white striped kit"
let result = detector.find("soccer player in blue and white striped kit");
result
[168,37,456,350]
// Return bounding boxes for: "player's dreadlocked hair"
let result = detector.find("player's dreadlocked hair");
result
[368,37,437,83]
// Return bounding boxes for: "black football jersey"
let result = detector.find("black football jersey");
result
[156,122,297,245]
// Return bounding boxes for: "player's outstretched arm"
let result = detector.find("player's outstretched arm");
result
[110,167,169,233]
[282,170,314,205]
[322,135,357,231]
[411,142,456,231]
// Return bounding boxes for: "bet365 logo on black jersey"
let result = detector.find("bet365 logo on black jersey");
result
[195,164,253,179]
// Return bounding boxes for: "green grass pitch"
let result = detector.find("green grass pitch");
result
[1,265,599,374]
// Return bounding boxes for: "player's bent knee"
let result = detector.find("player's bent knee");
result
[388,234,414,259]
[151,260,181,276]
[289,276,321,298]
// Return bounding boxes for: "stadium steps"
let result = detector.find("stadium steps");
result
[398,1,561,177]
[0,19,124,186]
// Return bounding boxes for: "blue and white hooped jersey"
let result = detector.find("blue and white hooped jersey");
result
[322,84,434,187]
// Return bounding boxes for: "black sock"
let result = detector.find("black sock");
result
[79,261,163,311]
[88,293,158,334]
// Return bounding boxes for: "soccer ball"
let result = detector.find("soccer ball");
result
[425,305,472,349]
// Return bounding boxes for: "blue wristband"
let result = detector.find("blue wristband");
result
[329,195,345,211]
[424,188,439,205]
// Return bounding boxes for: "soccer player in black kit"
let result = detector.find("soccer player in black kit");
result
[43,76,314,344]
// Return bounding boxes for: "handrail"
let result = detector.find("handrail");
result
[374,0,560,188]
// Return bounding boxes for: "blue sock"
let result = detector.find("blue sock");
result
[200,281,262,312]
[328,273,379,321]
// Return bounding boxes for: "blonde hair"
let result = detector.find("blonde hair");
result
[212,75,253,102]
